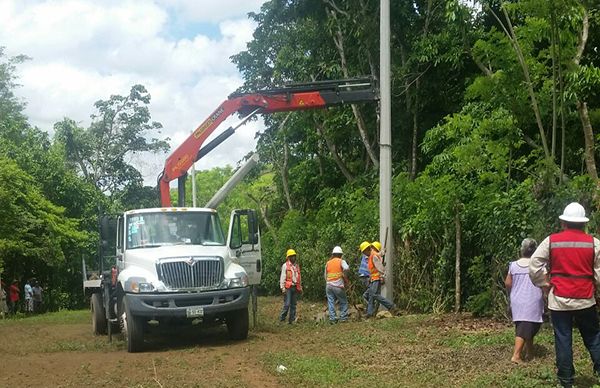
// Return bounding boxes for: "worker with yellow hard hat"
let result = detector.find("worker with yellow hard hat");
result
[364,241,397,318]
[279,248,302,324]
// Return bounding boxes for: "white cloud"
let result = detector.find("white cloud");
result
[0,0,267,186]
[157,0,266,23]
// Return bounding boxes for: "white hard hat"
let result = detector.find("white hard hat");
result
[559,202,589,223]
[332,246,343,254]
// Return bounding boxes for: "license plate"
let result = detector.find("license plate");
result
[186,307,204,318]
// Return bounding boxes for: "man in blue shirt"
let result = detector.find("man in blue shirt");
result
[357,241,371,287]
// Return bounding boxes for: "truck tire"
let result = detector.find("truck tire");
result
[227,308,249,340]
[122,297,144,352]
[91,293,107,335]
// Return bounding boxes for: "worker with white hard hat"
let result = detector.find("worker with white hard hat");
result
[530,202,600,387]
[324,246,350,323]
[279,248,302,324]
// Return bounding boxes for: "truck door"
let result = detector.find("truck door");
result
[227,209,262,285]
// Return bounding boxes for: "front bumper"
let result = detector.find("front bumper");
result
[126,287,249,318]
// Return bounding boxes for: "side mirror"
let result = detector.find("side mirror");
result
[100,216,111,256]
[100,215,111,241]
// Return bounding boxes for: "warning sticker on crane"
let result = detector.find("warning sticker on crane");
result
[193,106,225,139]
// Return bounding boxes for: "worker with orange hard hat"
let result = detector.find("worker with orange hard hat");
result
[279,248,302,324]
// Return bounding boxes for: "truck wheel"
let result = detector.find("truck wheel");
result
[91,293,107,335]
[227,308,249,340]
[122,297,144,352]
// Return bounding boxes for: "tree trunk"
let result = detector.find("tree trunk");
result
[577,101,598,181]
[572,8,597,185]
[247,193,277,246]
[266,113,294,210]
[409,0,432,180]
[315,121,354,181]
[557,11,566,181]
[490,7,551,160]
[316,138,325,177]
[281,133,293,210]
[410,80,419,180]
[325,6,379,169]
[550,1,558,159]
[454,208,462,313]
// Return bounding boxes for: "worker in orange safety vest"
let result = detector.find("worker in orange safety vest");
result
[363,241,396,318]
[324,246,350,323]
[279,249,302,323]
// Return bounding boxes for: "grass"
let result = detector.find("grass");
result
[262,351,371,387]
[3,297,600,387]
[0,309,89,325]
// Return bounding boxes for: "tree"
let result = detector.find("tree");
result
[0,47,28,127]
[54,85,170,196]
[0,157,87,279]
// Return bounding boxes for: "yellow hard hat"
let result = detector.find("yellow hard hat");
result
[286,249,297,257]
[371,241,382,251]
[359,241,371,252]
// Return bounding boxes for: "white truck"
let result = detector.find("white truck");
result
[84,78,377,352]
[86,207,261,352]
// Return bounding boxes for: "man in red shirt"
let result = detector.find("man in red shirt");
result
[9,280,20,314]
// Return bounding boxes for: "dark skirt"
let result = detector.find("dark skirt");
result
[515,321,542,340]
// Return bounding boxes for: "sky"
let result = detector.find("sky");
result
[0,0,267,185]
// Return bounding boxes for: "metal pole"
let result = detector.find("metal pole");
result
[380,0,394,300]
[205,154,260,209]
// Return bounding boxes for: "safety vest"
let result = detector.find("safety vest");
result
[368,252,381,281]
[550,229,595,299]
[326,257,344,283]
[358,254,370,277]
[284,260,302,291]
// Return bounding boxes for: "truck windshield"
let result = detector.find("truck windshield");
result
[126,212,225,249]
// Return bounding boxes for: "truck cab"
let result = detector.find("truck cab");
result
[91,207,261,352]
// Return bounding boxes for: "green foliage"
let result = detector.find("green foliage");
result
[0,157,87,275]
[53,85,170,196]
[262,351,365,386]
[2,0,600,318]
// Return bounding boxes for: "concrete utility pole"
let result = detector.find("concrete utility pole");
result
[380,0,394,300]
[205,153,259,209]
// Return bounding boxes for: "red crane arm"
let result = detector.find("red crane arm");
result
[159,78,378,207]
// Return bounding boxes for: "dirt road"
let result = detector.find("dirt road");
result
[0,297,597,387]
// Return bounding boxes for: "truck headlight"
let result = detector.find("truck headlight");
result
[125,277,155,293]
[226,273,249,288]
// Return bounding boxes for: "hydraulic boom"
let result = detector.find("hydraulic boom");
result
[158,77,379,207]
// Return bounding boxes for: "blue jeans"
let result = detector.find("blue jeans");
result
[326,285,348,322]
[364,280,394,317]
[551,306,600,386]
[279,288,298,323]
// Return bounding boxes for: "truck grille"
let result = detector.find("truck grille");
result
[157,257,223,290]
